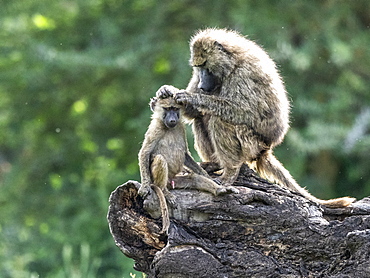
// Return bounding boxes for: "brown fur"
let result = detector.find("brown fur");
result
[157,28,354,208]
[150,155,170,234]
[138,96,237,233]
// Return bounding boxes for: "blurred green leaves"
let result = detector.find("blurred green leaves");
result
[153,57,171,75]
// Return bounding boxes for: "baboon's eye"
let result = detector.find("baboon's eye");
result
[171,107,180,111]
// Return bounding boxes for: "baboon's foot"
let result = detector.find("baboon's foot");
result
[216,186,239,195]
[164,192,178,209]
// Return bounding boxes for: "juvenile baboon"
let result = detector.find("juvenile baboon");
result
[157,28,355,208]
[138,96,236,233]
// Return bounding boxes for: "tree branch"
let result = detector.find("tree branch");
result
[107,165,370,277]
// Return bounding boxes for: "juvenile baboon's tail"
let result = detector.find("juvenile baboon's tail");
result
[151,155,170,233]
[151,185,170,234]
[256,150,355,208]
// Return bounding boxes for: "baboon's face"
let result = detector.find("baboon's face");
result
[195,67,217,93]
[191,41,220,94]
[162,106,180,128]
[152,97,181,128]
[190,38,235,94]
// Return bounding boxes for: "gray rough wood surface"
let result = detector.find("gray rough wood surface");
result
[107,165,370,278]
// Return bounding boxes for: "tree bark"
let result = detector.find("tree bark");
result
[107,165,370,278]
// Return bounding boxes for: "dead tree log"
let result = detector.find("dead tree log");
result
[107,165,370,278]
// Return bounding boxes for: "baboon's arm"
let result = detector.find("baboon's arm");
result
[155,85,202,119]
[138,149,152,187]
[175,92,248,125]
[138,136,160,188]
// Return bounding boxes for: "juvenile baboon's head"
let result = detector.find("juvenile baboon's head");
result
[150,97,181,128]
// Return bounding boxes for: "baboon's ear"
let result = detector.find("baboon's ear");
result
[149,97,157,112]
[214,41,229,54]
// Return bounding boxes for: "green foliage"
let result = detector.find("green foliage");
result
[0,0,369,276]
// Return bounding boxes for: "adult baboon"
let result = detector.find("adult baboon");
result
[138,96,237,233]
[157,28,354,208]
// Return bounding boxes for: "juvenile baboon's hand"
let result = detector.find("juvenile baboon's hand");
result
[138,184,151,199]
[174,91,192,105]
[156,85,179,99]
[149,97,158,112]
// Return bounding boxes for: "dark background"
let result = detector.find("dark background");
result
[1,0,369,277]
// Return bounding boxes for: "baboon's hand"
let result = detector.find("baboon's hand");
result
[156,85,178,99]
[174,91,192,105]
[138,184,151,199]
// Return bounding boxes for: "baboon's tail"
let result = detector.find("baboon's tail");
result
[151,155,170,233]
[152,185,170,234]
[256,150,355,208]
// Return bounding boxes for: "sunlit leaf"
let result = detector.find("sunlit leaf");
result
[32,14,56,30]
[72,100,88,114]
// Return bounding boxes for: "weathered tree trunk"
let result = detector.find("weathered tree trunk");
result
[107,165,370,278]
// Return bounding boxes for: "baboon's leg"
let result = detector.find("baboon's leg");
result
[172,173,238,195]
[217,164,243,186]
[209,123,245,186]
[212,126,263,186]
[151,155,177,207]
[151,155,168,189]
[193,118,216,162]
[200,162,222,173]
